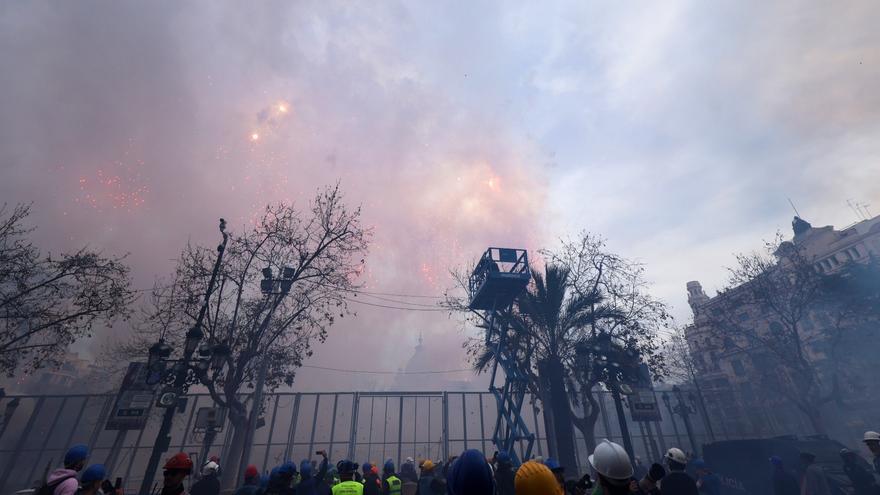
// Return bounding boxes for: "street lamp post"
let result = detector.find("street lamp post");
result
[138,219,229,495]
[235,266,295,483]
[661,391,685,450]
[673,385,699,456]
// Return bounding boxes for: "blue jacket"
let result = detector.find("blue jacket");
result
[297,459,329,495]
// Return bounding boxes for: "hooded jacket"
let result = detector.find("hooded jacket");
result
[297,458,329,495]
[47,468,80,495]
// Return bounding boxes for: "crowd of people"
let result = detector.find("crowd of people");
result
[30,429,880,495]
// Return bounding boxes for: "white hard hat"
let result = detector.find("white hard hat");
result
[665,448,687,465]
[202,461,219,476]
[588,439,633,483]
[864,431,880,442]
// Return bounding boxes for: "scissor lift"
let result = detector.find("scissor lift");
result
[468,247,533,465]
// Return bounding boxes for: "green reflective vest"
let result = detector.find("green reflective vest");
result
[385,476,402,495]
[333,480,364,495]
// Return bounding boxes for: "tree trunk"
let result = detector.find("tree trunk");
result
[220,417,247,489]
[536,371,558,459]
[541,359,578,474]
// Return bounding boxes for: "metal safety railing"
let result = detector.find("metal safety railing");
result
[0,389,724,494]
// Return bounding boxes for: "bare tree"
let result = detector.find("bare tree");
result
[120,184,369,485]
[0,203,133,375]
[703,236,880,435]
[543,232,670,453]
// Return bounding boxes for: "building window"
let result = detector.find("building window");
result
[731,359,745,376]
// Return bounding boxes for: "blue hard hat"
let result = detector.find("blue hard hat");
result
[363,462,372,473]
[279,461,297,476]
[384,460,395,473]
[496,452,511,465]
[81,464,106,484]
[448,450,494,495]
[544,458,563,472]
[300,460,312,478]
[691,459,706,470]
[65,444,89,466]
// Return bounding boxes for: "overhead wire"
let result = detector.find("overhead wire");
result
[302,364,472,375]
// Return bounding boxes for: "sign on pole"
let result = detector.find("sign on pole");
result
[106,362,156,430]
[630,363,662,422]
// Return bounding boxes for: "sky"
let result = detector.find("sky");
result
[1,1,879,391]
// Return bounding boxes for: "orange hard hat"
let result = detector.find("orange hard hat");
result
[164,453,194,472]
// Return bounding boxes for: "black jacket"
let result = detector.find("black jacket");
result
[494,466,515,495]
[190,476,220,495]
[660,471,699,495]
[772,469,800,495]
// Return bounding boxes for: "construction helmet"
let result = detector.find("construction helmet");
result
[864,431,880,443]
[588,440,633,484]
[515,461,563,495]
[421,460,435,471]
[202,461,219,476]
[164,453,194,472]
[665,448,687,465]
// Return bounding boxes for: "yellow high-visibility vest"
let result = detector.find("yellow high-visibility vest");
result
[385,476,402,495]
[332,480,364,495]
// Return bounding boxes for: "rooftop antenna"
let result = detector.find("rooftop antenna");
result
[787,198,802,218]
[847,199,866,221]
[858,201,873,218]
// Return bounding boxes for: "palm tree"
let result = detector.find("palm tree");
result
[470,263,600,470]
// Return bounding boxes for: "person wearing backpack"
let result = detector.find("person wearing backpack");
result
[78,465,107,495]
[44,444,89,495]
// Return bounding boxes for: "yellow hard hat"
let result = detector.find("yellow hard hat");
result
[420,460,434,471]
[515,461,562,495]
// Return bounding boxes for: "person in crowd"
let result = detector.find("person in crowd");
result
[769,457,799,495]
[264,463,297,495]
[691,459,720,495]
[629,463,665,495]
[190,461,220,495]
[492,452,515,495]
[840,449,879,495]
[515,460,563,495]
[233,465,261,495]
[317,466,337,495]
[362,463,380,495]
[799,452,830,495]
[586,440,631,495]
[161,453,194,495]
[381,460,401,495]
[660,448,697,495]
[415,461,437,495]
[78,464,106,495]
[332,460,363,495]
[45,444,89,495]
[298,451,329,495]
[445,450,494,495]
[864,432,880,475]
[399,459,417,484]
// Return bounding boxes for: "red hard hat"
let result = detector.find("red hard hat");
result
[245,465,259,479]
[164,453,194,472]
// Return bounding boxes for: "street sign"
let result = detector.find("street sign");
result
[106,362,157,430]
[194,407,227,432]
[630,389,662,422]
[630,364,662,422]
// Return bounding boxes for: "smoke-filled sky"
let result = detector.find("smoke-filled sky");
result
[2,1,879,391]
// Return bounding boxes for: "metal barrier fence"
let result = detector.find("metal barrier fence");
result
[0,390,721,494]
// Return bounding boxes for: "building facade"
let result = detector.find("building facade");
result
[684,214,880,441]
